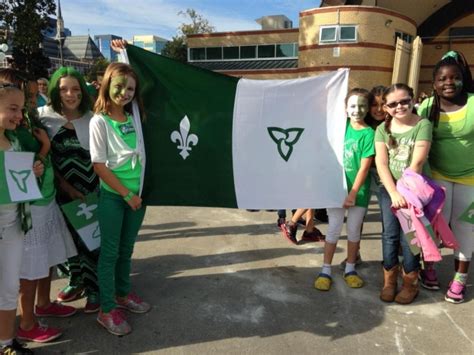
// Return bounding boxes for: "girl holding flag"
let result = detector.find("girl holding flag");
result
[0,75,43,354]
[90,41,149,336]
[314,88,375,291]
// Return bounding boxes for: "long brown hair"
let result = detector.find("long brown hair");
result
[94,62,144,120]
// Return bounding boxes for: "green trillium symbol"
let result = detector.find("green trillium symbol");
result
[267,127,304,162]
[9,169,31,193]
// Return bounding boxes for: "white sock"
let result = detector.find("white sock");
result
[322,264,332,276]
[345,262,356,274]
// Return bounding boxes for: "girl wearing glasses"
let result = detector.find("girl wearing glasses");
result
[418,51,474,304]
[375,83,432,304]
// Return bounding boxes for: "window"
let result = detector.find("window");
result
[258,44,275,58]
[395,31,413,44]
[340,26,356,41]
[241,46,256,59]
[276,43,295,57]
[319,25,357,44]
[320,27,337,42]
[223,46,239,59]
[189,48,205,60]
[206,47,222,60]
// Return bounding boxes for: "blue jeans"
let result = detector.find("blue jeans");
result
[379,187,419,273]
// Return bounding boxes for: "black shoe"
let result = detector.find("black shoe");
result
[277,217,286,228]
[1,339,34,354]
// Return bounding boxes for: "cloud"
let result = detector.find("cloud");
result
[62,0,261,40]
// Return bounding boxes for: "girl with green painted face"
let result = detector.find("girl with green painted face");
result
[90,61,148,336]
[314,88,375,292]
[418,51,474,304]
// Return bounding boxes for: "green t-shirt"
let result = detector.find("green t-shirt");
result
[375,118,432,181]
[15,126,56,206]
[417,93,474,179]
[343,121,375,207]
[101,114,141,195]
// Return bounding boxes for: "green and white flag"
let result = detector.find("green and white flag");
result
[0,151,42,204]
[61,193,100,251]
[459,201,474,224]
[126,45,348,209]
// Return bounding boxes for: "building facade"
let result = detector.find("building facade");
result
[94,34,122,61]
[132,35,168,54]
[187,1,474,93]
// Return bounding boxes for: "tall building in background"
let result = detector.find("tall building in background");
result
[94,34,122,61]
[132,35,168,54]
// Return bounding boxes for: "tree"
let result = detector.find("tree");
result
[0,0,56,77]
[85,57,110,83]
[161,8,215,63]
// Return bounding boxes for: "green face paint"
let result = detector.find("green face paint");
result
[109,76,128,104]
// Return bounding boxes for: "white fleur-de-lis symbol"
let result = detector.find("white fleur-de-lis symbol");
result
[170,115,199,160]
[76,203,98,220]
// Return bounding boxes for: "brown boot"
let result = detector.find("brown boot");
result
[380,265,399,302]
[395,270,419,304]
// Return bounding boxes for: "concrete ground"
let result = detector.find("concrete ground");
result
[27,199,473,354]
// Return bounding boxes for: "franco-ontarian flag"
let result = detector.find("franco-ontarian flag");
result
[126,45,348,209]
[0,151,42,204]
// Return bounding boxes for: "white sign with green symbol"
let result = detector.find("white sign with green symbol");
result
[61,193,100,251]
[459,202,474,225]
[0,151,43,204]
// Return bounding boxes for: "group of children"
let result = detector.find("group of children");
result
[0,43,472,353]
[280,51,473,308]
[0,41,149,354]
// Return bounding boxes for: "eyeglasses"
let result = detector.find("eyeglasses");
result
[385,98,412,109]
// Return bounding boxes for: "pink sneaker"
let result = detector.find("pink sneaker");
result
[84,293,100,314]
[445,280,466,304]
[17,323,62,343]
[97,309,131,336]
[116,293,151,314]
[34,301,77,317]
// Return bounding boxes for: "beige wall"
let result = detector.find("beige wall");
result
[298,6,416,89]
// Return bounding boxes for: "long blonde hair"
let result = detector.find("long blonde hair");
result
[94,62,144,119]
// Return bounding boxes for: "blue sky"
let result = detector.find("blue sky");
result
[61,0,322,40]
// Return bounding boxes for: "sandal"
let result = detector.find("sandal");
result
[344,271,364,288]
[314,273,332,291]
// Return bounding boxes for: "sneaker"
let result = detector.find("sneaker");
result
[34,301,77,318]
[445,280,466,304]
[57,284,84,302]
[419,263,440,290]
[1,339,33,354]
[300,227,324,243]
[339,253,363,270]
[280,222,297,245]
[97,309,131,336]
[276,217,286,228]
[84,293,100,314]
[116,293,151,314]
[17,323,62,343]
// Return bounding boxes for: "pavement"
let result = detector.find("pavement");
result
[27,199,473,354]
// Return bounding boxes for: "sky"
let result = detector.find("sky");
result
[61,0,322,40]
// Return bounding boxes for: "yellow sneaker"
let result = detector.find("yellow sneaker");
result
[314,273,332,291]
[344,271,364,288]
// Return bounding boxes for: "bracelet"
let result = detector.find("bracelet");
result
[123,191,134,202]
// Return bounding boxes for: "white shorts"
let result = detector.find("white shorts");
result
[0,220,24,310]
